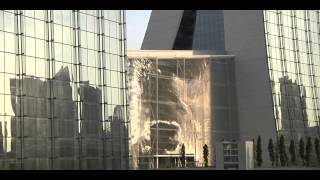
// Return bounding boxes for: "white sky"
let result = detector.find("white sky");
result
[126,10,151,50]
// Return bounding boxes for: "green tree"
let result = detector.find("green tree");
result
[203,144,209,167]
[268,138,275,167]
[256,136,263,167]
[305,137,313,166]
[279,135,288,166]
[289,139,296,165]
[315,137,320,166]
[299,138,305,166]
[180,143,186,168]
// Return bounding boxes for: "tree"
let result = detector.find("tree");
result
[274,140,279,167]
[289,139,296,165]
[315,137,320,166]
[203,144,209,167]
[279,135,288,166]
[299,138,305,166]
[267,138,275,167]
[252,139,256,167]
[305,137,313,166]
[180,143,186,168]
[256,136,263,167]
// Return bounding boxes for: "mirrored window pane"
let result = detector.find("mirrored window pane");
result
[62,10,71,27]
[0,52,4,72]
[54,24,62,43]
[25,17,35,37]
[35,19,45,39]
[0,32,3,52]
[35,39,45,59]
[4,11,14,33]
[35,10,45,20]
[5,53,15,74]
[0,11,4,31]
[25,56,35,76]
[25,36,35,57]
[4,33,15,53]
[0,10,127,170]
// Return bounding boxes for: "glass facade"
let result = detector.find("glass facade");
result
[172,10,225,51]
[127,52,237,169]
[0,10,129,169]
[192,10,225,51]
[264,10,320,140]
[173,10,197,50]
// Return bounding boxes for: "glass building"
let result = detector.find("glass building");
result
[0,10,129,170]
[141,10,320,168]
[264,10,320,141]
[127,50,237,169]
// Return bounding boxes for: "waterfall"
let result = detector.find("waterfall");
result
[128,57,212,168]
[127,58,153,169]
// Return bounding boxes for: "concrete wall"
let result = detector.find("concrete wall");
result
[141,10,184,50]
[223,10,277,169]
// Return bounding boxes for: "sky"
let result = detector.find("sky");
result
[126,10,151,50]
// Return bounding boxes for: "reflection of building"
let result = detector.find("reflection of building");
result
[278,76,307,141]
[10,76,52,169]
[0,122,4,156]
[128,50,237,169]
[140,10,320,169]
[110,105,129,170]
[9,67,77,169]
[52,67,77,169]
[278,76,320,141]
[79,81,103,169]
[0,10,128,170]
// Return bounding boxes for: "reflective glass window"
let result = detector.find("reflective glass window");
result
[5,53,15,74]
[54,24,62,43]
[79,13,87,31]
[35,19,45,39]
[54,42,62,61]
[62,10,71,27]
[63,26,72,45]
[80,31,87,48]
[110,38,118,54]
[0,52,4,72]
[62,44,72,63]
[54,11,62,25]
[80,48,87,66]
[0,31,3,52]
[35,58,46,78]
[25,36,35,57]
[4,11,14,33]
[25,56,35,76]
[0,11,3,31]
[35,39,45,59]
[24,10,35,18]
[86,15,95,33]
[35,10,45,20]
[0,73,3,94]
[0,10,127,170]
[25,17,35,37]
[87,32,95,50]
[4,33,15,53]
[87,50,96,67]
[109,22,117,38]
